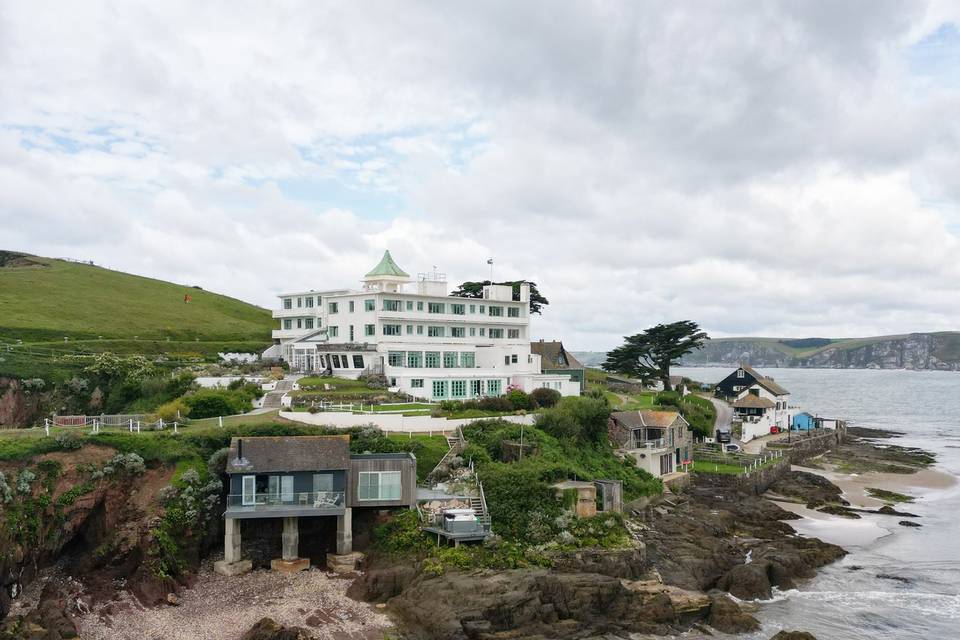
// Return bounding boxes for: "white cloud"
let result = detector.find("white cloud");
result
[1,1,959,350]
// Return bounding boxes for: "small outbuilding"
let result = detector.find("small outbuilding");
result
[792,412,816,431]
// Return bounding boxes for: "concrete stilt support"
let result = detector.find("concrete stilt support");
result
[214,517,252,576]
[336,507,353,555]
[272,516,308,572]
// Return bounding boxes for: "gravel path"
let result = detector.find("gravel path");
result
[77,563,393,640]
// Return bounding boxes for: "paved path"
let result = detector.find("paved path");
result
[707,396,733,434]
[280,410,535,433]
[262,379,295,409]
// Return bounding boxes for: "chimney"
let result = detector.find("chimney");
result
[237,438,243,460]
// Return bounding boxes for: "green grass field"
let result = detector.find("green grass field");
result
[0,253,273,343]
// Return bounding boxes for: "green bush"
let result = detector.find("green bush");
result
[530,387,561,408]
[505,388,532,410]
[182,389,249,419]
[373,509,432,554]
[55,431,83,450]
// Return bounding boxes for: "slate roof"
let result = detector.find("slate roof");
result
[364,250,410,278]
[738,364,789,396]
[226,436,351,474]
[530,340,584,370]
[610,409,687,429]
[732,394,776,409]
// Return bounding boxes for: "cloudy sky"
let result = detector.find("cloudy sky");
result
[3,1,960,350]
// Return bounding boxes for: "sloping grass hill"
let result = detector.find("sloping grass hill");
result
[0,251,273,343]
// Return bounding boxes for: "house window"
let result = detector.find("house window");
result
[511,354,518,364]
[470,380,482,396]
[283,298,292,310]
[428,302,445,314]
[390,377,397,386]
[479,328,486,337]
[305,297,314,308]
[460,352,475,367]
[297,297,302,308]
[383,299,401,311]
[432,380,448,399]
[388,351,405,366]
[488,306,503,317]
[425,351,441,367]
[242,475,256,505]
[305,318,314,329]
[508,329,520,339]
[479,305,485,314]
[383,324,402,336]
[283,319,292,330]
[428,326,445,337]
[489,328,504,339]
[416,325,424,335]
[353,355,364,368]
[358,471,401,501]
[329,302,339,313]
[469,304,476,314]
[349,325,354,341]
[411,378,424,388]
[469,327,476,337]
[451,327,465,338]
[349,300,355,312]
[487,380,502,396]
[451,303,465,315]
[365,299,375,311]
[313,473,333,494]
[365,324,376,336]
[737,369,745,379]
[417,301,424,311]
[328,326,339,337]
[297,318,303,329]
[332,355,341,368]
[407,351,422,368]
[406,300,413,311]
[451,380,467,398]
[443,352,458,368]
[508,307,519,318]
[269,475,294,503]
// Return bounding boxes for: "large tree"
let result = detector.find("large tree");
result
[451,281,549,315]
[602,321,709,391]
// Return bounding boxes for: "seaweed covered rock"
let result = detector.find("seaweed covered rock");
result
[707,594,759,634]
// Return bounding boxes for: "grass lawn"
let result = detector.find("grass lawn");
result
[691,454,781,476]
[189,410,295,428]
[387,434,449,481]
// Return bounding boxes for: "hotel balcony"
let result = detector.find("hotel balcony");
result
[224,491,345,519]
[273,307,322,319]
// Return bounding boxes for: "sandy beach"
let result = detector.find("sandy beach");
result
[793,462,957,509]
[76,562,393,640]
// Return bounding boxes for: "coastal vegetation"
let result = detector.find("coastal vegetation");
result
[602,320,709,390]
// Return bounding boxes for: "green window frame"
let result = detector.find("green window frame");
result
[451,303,465,315]
[479,305,485,313]
[487,380,502,396]
[451,327,465,338]
[508,329,520,339]
[406,300,414,311]
[383,299,401,311]
[406,352,422,368]
[469,327,476,336]
[417,325,424,335]
[470,380,482,396]
[508,306,520,317]
[432,380,448,399]
[328,302,339,313]
[383,324,402,336]
[428,302,445,314]
[417,301,424,311]
[411,378,424,388]
[328,326,339,337]
[283,298,292,309]
[489,328,503,339]
[460,352,475,368]
[451,380,467,398]
[349,300,355,312]
[406,324,413,335]
[283,319,292,330]
[488,306,503,317]
[428,326,445,337]
[365,324,376,336]
[469,304,476,314]
[364,299,375,311]
[388,351,405,366]
[425,351,441,368]
[349,325,354,341]
[443,352,457,368]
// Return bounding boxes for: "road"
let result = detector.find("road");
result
[707,396,733,435]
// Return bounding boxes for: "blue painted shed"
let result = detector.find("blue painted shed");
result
[792,412,816,431]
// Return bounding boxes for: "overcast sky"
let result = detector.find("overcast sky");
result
[3,2,960,350]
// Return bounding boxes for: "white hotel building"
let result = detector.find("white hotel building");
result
[267,251,581,401]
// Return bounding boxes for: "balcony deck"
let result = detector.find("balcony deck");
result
[223,491,345,520]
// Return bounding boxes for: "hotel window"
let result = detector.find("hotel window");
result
[305,318,314,329]
[297,318,303,329]
[479,305,485,314]
[428,302,445,314]
[451,303,465,315]
[364,299,375,312]
[487,380,502,396]
[470,380,482,396]
[411,378,424,388]
[508,329,520,339]
[460,352,475,368]
[406,324,413,335]
[305,297,314,308]
[328,326,339,337]
[488,305,503,317]
[504,355,510,365]
[469,327,476,337]
[283,319,292,330]
[349,325,354,341]
[428,326,445,337]
[365,324,376,336]
[425,351,441,367]
[511,354,518,364]
[353,355,364,368]
[283,298,292,309]
[383,299,401,311]
[332,355,341,368]
[417,301,424,311]
[417,325,424,335]
[451,327,465,338]
[479,328,486,336]
[443,352,458,368]
[489,328,504,339]
[329,302,339,313]
[407,351,422,368]
[349,301,355,312]
[469,304,476,314]
[389,377,397,386]
[383,324,402,336]
[451,380,467,398]
[508,306,519,318]
[388,351,405,366]
[406,300,414,311]
[297,297,303,308]
[432,380,448,399]
[358,471,401,501]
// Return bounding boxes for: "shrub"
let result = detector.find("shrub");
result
[16,469,36,495]
[108,452,146,475]
[182,389,248,419]
[530,387,561,408]
[505,389,532,411]
[478,396,512,412]
[0,472,13,503]
[155,399,190,422]
[534,397,610,446]
[55,431,83,451]
[206,448,230,477]
[373,510,431,554]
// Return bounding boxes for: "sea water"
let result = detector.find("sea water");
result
[671,367,960,640]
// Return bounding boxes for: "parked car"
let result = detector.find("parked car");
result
[724,443,741,453]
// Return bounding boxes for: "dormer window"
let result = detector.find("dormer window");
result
[736,369,745,379]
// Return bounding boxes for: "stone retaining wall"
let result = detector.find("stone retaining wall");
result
[767,426,846,464]
[692,458,791,495]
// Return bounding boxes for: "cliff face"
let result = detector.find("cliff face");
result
[682,333,960,370]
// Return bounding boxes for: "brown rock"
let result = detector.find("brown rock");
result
[771,631,817,640]
[718,563,772,600]
[708,594,760,634]
[240,617,313,640]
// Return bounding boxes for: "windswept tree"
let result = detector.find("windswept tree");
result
[451,281,549,315]
[602,321,709,391]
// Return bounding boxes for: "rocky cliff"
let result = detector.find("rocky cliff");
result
[679,332,960,370]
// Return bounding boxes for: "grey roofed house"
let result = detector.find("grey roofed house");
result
[530,339,585,389]
[226,435,351,474]
[732,394,776,409]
